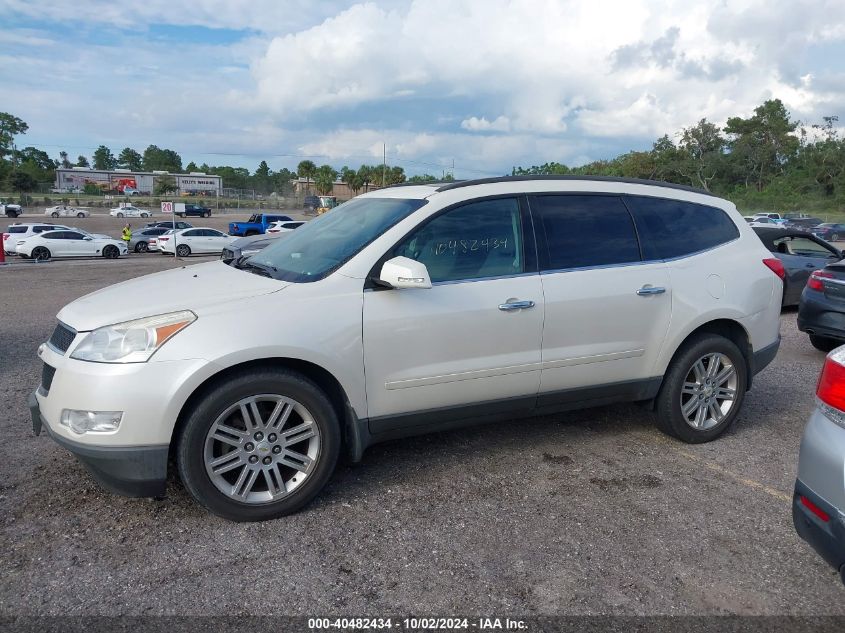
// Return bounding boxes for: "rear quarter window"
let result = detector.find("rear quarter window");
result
[625,196,740,260]
[6,226,27,233]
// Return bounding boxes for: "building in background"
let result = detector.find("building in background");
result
[54,168,222,196]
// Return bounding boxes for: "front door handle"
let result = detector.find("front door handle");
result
[498,300,535,311]
[636,286,666,296]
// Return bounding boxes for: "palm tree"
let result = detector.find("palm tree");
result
[297,160,317,196]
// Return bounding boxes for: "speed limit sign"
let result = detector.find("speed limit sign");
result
[161,201,173,213]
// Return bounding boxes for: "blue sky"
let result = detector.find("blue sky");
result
[2,0,844,178]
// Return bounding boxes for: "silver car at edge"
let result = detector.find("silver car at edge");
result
[793,346,845,585]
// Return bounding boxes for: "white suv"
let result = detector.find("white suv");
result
[29,177,783,521]
[4,222,71,254]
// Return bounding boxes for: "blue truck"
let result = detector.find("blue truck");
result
[228,213,294,236]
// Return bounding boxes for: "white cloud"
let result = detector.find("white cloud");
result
[461,116,511,132]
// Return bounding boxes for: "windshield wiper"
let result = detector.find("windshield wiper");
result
[239,259,278,278]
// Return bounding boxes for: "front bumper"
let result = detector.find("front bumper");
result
[28,391,168,497]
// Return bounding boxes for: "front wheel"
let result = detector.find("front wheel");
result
[116,212,124,218]
[810,335,841,353]
[141,213,149,218]
[103,245,120,259]
[832,233,840,241]
[177,369,341,521]
[135,241,148,253]
[654,333,747,443]
[32,246,51,261]
[51,212,59,218]
[77,212,85,218]
[204,211,211,218]
[176,244,191,257]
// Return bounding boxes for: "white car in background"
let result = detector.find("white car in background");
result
[46,205,90,218]
[158,227,235,257]
[16,229,127,260]
[109,205,152,218]
[266,220,306,234]
[3,222,72,254]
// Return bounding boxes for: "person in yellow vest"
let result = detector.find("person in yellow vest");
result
[121,223,131,249]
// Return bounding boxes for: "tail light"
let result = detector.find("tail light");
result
[763,258,786,280]
[817,348,845,413]
[159,237,169,242]
[800,495,830,523]
[807,270,834,292]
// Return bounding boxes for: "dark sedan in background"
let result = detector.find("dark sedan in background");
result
[799,263,845,352]
[753,227,842,306]
[814,223,845,241]
[784,217,823,231]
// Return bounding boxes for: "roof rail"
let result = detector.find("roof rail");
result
[434,175,717,197]
[383,180,462,188]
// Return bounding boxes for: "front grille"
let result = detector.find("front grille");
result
[41,363,56,394]
[48,322,76,354]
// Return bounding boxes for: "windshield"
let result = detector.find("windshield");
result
[249,197,427,282]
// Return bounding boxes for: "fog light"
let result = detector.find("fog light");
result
[60,410,123,434]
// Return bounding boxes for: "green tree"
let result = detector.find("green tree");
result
[11,171,36,192]
[185,161,199,172]
[314,164,338,195]
[142,145,182,172]
[76,155,90,167]
[93,145,117,170]
[16,147,55,171]
[387,165,406,185]
[117,147,143,171]
[154,174,178,196]
[272,168,297,196]
[58,151,72,169]
[0,112,28,158]
[677,118,725,191]
[297,160,317,194]
[724,99,799,191]
[253,160,272,194]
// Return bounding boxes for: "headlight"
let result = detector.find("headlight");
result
[242,248,260,256]
[70,310,196,363]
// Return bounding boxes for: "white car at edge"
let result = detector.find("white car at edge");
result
[266,220,306,234]
[29,176,783,522]
[109,205,152,218]
[16,229,127,260]
[45,205,91,218]
[157,227,235,257]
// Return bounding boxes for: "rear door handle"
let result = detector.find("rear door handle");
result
[498,300,535,311]
[636,286,666,296]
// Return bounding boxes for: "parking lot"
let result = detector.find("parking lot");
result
[0,241,843,617]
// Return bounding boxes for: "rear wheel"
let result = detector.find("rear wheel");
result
[655,333,747,443]
[245,230,259,236]
[135,241,148,253]
[141,213,149,218]
[204,211,211,218]
[77,212,85,218]
[103,245,120,259]
[176,244,191,257]
[51,212,59,218]
[810,335,841,353]
[116,212,124,218]
[832,233,840,241]
[32,246,51,261]
[177,369,340,521]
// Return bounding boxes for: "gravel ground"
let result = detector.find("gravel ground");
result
[0,252,842,616]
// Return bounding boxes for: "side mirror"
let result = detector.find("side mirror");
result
[378,256,432,289]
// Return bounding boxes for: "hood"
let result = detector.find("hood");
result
[58,260,287,331]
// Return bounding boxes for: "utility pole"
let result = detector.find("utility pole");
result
[382,143,387,188]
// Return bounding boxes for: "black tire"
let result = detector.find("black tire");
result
[103,245,120,259]
[832,233,840,241]
[176,244,191,257]
[32,246,50,261]
[810,335,841,353]
[135,241,148,253]
[245,230,259,236]
[177,368,341,521]
[141,213,149,218]
[116,212,124,218]
[654,333,748,443]
[204,211,211,218]
[51,212,59,218]
[77,212,85,218]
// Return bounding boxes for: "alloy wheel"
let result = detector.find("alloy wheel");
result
[203,394,321,504]
[679,353,737,430]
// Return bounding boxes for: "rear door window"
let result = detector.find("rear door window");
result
[6,226,26,233]
[532,195,640,271]
[625,196,740,260]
